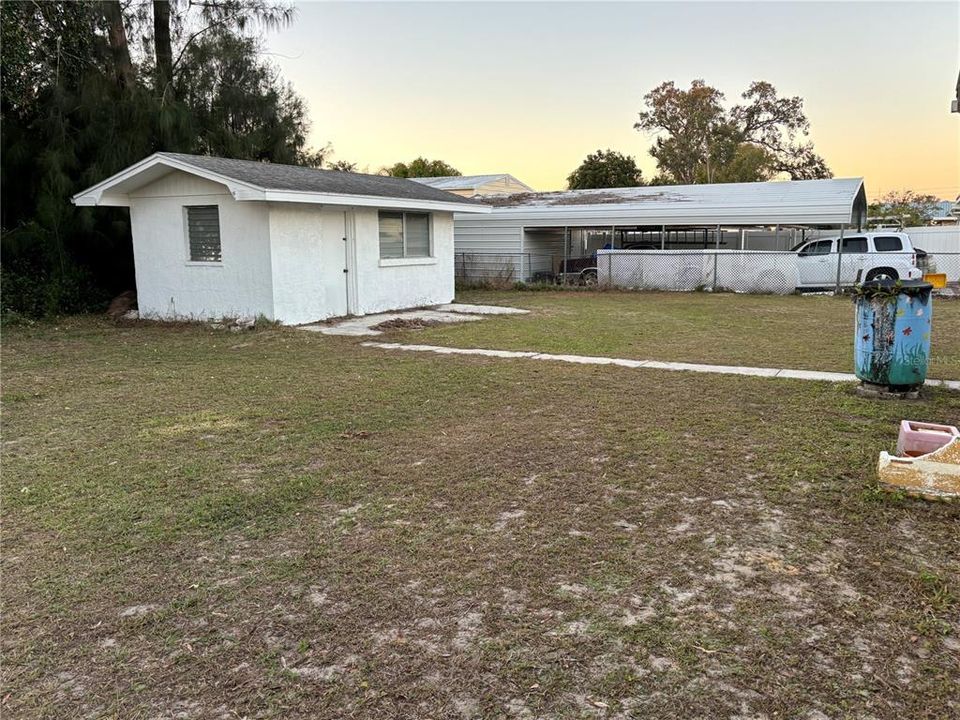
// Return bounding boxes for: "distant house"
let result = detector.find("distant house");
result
[72,153,488,324]
[930,198,959,225]
[412,174,534,197]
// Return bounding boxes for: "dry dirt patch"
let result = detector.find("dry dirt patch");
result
[372,317,444,331]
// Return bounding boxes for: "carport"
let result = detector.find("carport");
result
[452,178,868,285]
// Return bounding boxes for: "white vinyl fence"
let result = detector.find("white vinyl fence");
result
[896,226,959,256]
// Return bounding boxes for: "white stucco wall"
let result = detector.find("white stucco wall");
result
[351,209,455,315]
[129,171,274,320]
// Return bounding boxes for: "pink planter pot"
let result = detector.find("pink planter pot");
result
[896,420,960,458]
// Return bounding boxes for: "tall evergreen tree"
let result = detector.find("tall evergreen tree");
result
[1,0,324,317]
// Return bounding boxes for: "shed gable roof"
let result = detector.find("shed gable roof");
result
[72,153,490,213]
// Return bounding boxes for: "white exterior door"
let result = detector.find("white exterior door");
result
[343,210,359,315]
[320,208,350,318]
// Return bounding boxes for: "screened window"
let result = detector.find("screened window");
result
[186,205,221,262]
[874,236,903,252]
[378,212,404,259]
[841,237,868,253]
[378,211,431,259]
[405,213,430,257]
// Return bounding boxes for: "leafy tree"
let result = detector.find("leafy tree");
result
[706,144,775,184]
[635,81,730,185]
[645,173,677,187]
[567,149,644,189]
[1,0,326,318]
[384,157,461,178]
[635,79,830,184]
[867,191,943,227]
[730,81,830,179]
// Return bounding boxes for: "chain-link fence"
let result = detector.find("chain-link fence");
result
[596,251,794,293]
[455,250,960,294]
[455,253,558,284]
[930,252,960,284]
[597,250,960,294]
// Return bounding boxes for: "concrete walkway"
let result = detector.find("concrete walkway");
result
[300,303,528,337]
[361,341,960,391]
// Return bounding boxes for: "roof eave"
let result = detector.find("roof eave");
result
[260,189,490,213]
[70,152,263,207]
[465,205,857,226]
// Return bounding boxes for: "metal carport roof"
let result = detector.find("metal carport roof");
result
[413,174,534,193]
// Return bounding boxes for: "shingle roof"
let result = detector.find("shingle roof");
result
[157,153,483,207]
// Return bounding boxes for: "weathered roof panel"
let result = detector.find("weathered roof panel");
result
[412,174,532,192]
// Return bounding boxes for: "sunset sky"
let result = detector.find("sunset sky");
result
[267,1,959,200]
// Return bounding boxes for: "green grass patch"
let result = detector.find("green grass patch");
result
[375,289,960,379]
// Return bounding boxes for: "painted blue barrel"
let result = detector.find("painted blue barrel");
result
[854,280,933,389]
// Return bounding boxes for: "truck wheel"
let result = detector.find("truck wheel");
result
[865,267,899,282]
[580,269,598,285]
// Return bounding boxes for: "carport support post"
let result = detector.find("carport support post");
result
[609,225,616,286]
[660,224,666,250]
[834,225,846,293]
[518,226,525,282]
[713,224,721,290]
[563,226,570,286]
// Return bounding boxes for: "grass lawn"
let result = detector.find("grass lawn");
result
[392,289,960,380]
[3,315,960,719]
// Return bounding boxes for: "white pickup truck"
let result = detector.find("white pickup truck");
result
[792,232,926,288]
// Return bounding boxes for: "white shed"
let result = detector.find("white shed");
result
[412,174,534,197]
[72,153,489,324]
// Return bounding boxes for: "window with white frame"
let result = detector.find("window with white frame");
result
[378,211,431,259]
[186,205,222,262]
